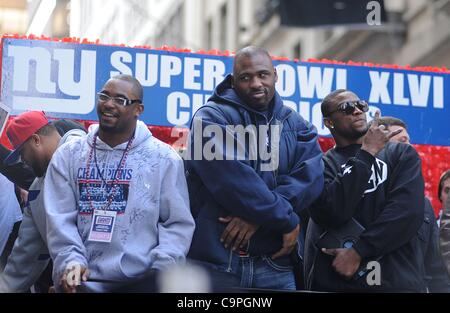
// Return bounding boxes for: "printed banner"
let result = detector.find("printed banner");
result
[1,37,449,146]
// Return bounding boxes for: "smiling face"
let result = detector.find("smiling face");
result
[232,51,278,111]
[96,78,143,136]
[324,91,369,144]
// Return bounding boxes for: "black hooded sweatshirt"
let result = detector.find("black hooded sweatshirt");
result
[305,142,426,292]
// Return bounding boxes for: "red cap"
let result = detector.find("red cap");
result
[3,111,49,165]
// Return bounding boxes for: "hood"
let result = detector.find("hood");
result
[208,74,286,118]
[59,128,86,147]
[86,120,152,151]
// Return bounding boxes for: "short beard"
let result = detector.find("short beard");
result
[337,124,369,141]
[350,125,369,140]
[99,122,120,133]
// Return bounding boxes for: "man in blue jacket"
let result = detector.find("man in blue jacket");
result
[185,46,324,291]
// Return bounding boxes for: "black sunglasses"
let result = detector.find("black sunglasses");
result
[325,100,369,117]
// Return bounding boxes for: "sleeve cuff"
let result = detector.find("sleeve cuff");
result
[283,212,300,234]
[352,238,375,259]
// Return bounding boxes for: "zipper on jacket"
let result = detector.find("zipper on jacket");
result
[268,113,291,186]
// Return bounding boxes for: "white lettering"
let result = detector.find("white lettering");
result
[167,92,190,126]
[393,73,409,106]
[276,64,296,97]
[369,71,391,104]
[110,51,132,76]
[8,45,96,114]
[297,66,334,98]
[135,53,158,86]
[184,57,202,90]
[433,76,444,109]
[8,46,55,93]
[312,101,330,136]
[160,56,182,88]
[366,261,381,286]
[203,59,226,91]
[407,74,430,107]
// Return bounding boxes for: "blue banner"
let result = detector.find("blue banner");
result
[1,38,449,145]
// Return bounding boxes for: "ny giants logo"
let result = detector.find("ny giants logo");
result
[7,45,96,114]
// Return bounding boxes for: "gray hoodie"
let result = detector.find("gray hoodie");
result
[44,121,195,292]
[0,129,86,292]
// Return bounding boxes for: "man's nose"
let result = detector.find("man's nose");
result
[249,77,263,89]
[353,106,364,115]
[102,97,116,109]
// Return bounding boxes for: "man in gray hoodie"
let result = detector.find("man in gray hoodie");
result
[44,74,195,292]
[0,111,86,292]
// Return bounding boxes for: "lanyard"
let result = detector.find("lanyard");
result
[85,132,134,213]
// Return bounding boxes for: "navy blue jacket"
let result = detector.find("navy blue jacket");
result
[185,75,324,273]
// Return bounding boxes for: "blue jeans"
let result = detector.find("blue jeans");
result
[207,255,296,291]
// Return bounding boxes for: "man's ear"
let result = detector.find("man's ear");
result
[274,68,278,83]
[134,103,144,118]
[31,134,41,147]
[323,118,334,130]
[230,74,235,89]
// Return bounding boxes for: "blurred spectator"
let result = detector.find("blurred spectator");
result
[0,173,22,272]
[439,172,450,276]
[0,144,35,190]
[438,171,450,224]
[0,118,86,191]
[15,187,28,209]
[0,112,86,293]
[378,116,450,292]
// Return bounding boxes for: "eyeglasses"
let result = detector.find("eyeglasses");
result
[325,100,369,117]
[97,92,142,107]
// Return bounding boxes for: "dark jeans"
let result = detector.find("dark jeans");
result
[201,255,296,292]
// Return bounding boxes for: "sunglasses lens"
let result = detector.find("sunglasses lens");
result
[344,104,355,115]
[340,101,368,114]
[356,101,369,112]
[340,103,355,115]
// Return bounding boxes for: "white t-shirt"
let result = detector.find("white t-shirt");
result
[0,174,22,254]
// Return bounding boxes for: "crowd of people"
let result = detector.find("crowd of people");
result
[0,45,449,293]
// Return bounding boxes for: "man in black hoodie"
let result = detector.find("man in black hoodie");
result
[305,89,426,292]
[376,116,450,292]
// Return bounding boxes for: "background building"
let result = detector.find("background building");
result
[5,0,447,67]
[0,0,28,35]
[72,0,450,67]
[25,0,70,37]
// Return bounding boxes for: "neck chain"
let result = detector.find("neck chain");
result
[85,132,135,212]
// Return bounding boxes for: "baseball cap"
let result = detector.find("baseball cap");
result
[3,111,49,166]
